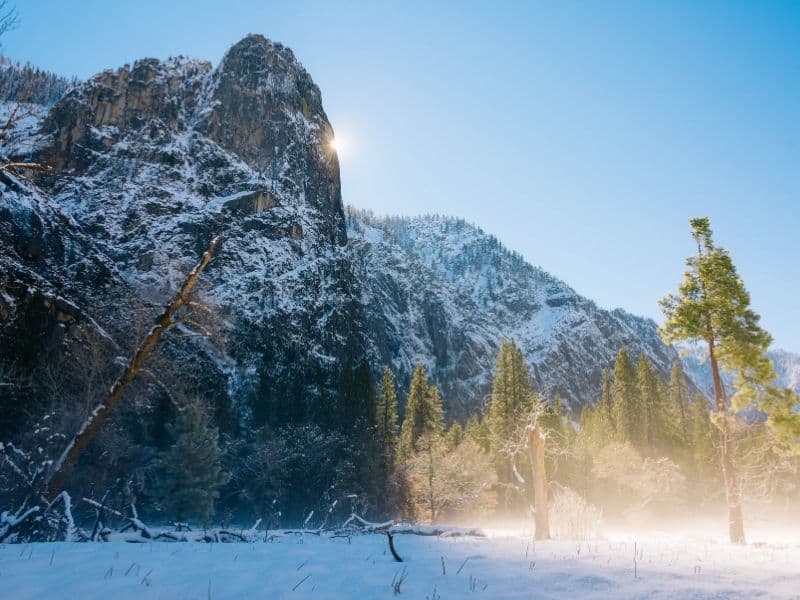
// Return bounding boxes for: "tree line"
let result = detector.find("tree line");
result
[1,208,798,543]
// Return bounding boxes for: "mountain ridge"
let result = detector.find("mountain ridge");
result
[3,34,791,428]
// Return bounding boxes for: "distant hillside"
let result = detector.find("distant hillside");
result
[680,344,800,397]
[0,56,77,106]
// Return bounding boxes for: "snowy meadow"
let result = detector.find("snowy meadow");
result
[2,528,799,599]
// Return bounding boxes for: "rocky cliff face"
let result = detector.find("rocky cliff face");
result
[3,35,362,426]
[346,211,681,415]
[2,35,700,426]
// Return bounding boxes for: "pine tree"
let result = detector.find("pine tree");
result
[465,414,491,452]
[611,347,641,446]
[374,366,400,513]
[635,354,679,454]
[487,340,534,453]
[427,386,445,436]
[668,362,691,445]
[593,369,615,446]
[154,402,230,525]
[375,367,400,474]
[688,392,716,483]
[660,216,778,543]
[399,363,444,457]
[445,422,464,450]
[486,340,535,509]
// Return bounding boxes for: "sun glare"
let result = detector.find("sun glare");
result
[329,137,342,153]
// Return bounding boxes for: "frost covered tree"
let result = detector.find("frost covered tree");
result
[406,434,496,523]
[592,442,685,514]
[660,217,798,543]
[153,402,230,525]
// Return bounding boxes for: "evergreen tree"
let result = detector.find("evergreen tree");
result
[399,363,444,457]
[611,347,641,446]
[660,217,779,543]
[592,369,615,446]
[154,402,230,525]
[636,354,660,449]
[636,354,678,453]
[375,367,399,467]
[486,340,541,513]
[668,362,691,445]
[466,414,491,452]
[688,392,717,494]
[445,422,464,450]
[487,340,534,453]
[426,385,445,436]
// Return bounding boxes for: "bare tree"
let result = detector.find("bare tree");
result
[500,404,552,540]
[405,434,496,524]
[526,418,550,540]
[0,1,18,43]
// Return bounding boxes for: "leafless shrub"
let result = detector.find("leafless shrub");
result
[549,485,602,540]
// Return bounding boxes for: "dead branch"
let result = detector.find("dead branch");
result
[45,236,221,497]
[386,531,403,562]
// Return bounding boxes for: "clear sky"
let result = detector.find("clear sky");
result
[6,1,799,350]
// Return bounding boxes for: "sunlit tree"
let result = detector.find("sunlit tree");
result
[660,217,794,543]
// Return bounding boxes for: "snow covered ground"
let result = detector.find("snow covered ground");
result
[2,530,798,599]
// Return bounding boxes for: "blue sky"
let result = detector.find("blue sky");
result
[6,1,799,350]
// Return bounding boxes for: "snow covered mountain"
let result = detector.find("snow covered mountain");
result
[3,34,695,424]
[346,211,680,415]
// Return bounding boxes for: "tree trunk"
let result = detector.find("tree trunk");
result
[707,336,746,544]
[45,236,220,498]
[426,440,436,523]
[527,424,550,540]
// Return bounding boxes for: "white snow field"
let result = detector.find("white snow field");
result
[1,531,799,599]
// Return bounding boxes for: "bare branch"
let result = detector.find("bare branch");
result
[44,236,221,497]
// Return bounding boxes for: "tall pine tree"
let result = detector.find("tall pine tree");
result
[611,347,641,446]
[375,367,399,469]
[374,366,400,509]
[487,340,534,453]
[399,363,444,457]
[660,217,777,543]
